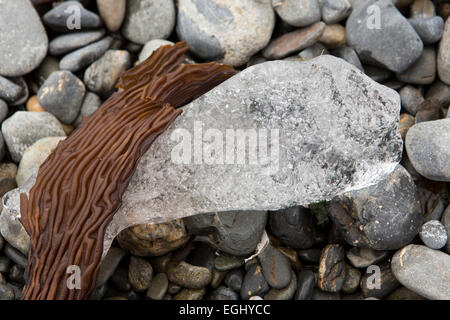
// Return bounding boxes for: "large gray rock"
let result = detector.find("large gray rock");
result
[405,119,450,182]
[391,244,450,300]
[177,0,275,66]
[346,0,423,73]
[0,0,48,77]
[17,56,403,258]
[1,112,66,163]
[329,165,423,250]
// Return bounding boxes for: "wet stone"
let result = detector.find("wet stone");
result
[264,270,297,300]
[240,264,270,300]
[297,249,322,264]
[318,244,346,292]
[360,263,399,299]
[342,264,361,294]
[258,243,292,289]
[215,254,244,271]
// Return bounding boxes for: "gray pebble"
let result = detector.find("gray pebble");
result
[272,0,321,27]
[399,85,424,115]
[405,119,450,182]
[4,244,27,269]
[295,270,315,300]
[364,66,392,83]
[43,1,102,32]
[396,47,436,85]
[298,43,329,61]
[437,17,450,85]
[0,76,23,104]
[331,46,364,71]
[59,37,113,73]
[258,243,292,289]
[37,71,86,124]
[0,100,7,123]
[346,247,389,268]
[346,0,423,73]
[1,111,65,163]
[146,273,169,300]
[419,220,448,249]
[49,30,106,56]
[264,270,297,300]
[74,92,102,127]
[320,0,352,24]
[426,81,450,108]
[83,50,131,98]
[409,16,445,44]
[122,0,175,45]
[34,56,60,87]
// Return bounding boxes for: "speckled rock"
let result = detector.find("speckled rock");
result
[174,288,205,300]
[391,244,450,300]
[177,0,275,66]
[1,111,66,163]
[272,0,321,27]
[128,256,153,292]
[97,0,126,32]
[330,165,423,250]
[49,30,106,56]
[346,0,423,73]
[419,220,448,249]
[0,0,48,77]
[405,119,450,181]
[318,244,346,292]
[117,220,189,257]
[16,137,65,187]
[167,261,212,289]
[84,50,131,98]
[37,71,85,124]
[122,0,175,45]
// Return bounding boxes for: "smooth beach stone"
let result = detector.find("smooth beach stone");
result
[298,43,328,61]
[419,220,448,249]
[396,47,436,85]
[399,85,424,115]
[174,288,205,300]
[0,0,48,77]
[437,18,450,85]
[122,0,175,45]
[319,24,346,48]
[240,264,270,300]
[409,16,445,44]
[360,263,399,299]
[346,0,423,73]
[96,0,126,32]
[391,244,450,300]
[43,1,102,32]
[167,261,212,289]
[258,243,292,289]
[318,244,346,292]
[331,46,364,71]
[405,119,450,182]
[74,92,102,127]
[272,0,321,27]
[426,81,450,108]
[0,99,7,123]
[410,0,435,19]
[49,30,106,56]
[264,270,297,300]
[320,0,352,24]
[138,40,174,63]
[0,76,23,104]
[96,247,126,287]
[295,270,315,300]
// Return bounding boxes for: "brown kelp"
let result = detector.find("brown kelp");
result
[20,42,236,300]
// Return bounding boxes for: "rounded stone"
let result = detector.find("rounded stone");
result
[342,264,361,294]
[318,244,346,292]
[319,0,352,24]
[319,24,346,48]
[1,111,66,163]
[49,30,106,56]
[146,273,168,300]
[437,17,450,85]
[122,0,175,45]
[396,47,436,85]
[37,71,86,125]
[0,0,48,77]
[16,137,66,187]
[264,270,297,300]
[128,256,153,292]
[272,0,321,27]
[96,247,126,287]
[360,263,399,299]
[240,263,270,300]
[34,56,60,87]
[177,0,275,66]
[399,85,424,115]
[346,247,389,268]
[43,1,102,32]
[0,76,23,104]
[224,269,244,292]
[419,220,448,249]
[258,243,292,289]
[97,0,126,32]
[408,16,445,44]
[173,288,205,300]
[208,286,239,300]
[167,261,212,289]
[26,96,45,113]
[74,92,102,127]
[405,119,450,182]
[398,113,415,140]
[0,99,7,123]
[138,40,174,63]
[295,270,315,300]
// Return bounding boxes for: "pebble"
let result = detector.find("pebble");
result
[426,81,450,108]
[386,286,425,300]
[37,71,86,124]
[186,241,216,273]
[405,119,450,182]
[269,207,315,249]
[138,40,174,63]
[0,100,7,123]
[294,270,315,300]
[59,37,113,73]
[167,283,182,295]
[330,165,423,250]
[258,243,292,289]
[1,111,66,163]
[43,1,102,32]
[297,249,322,264]
[318,244,346,292]
[346,0,423,73]
[416,98,444,123]
[208,287,239,300]
[272,0,321,27]
[211,269,227,289]
[410,0,435,19]
[0,76,23,104]
[96,247,126,287]
[34,56,60,87]
[399,85,424,115]
[409,17,445,44]
[342,264,361,294]
[128,256,154,292]
[391,244,450,300]
[0,256,10,274]
[224,269,244,292]
[320,0,352,24]
[398,113,415,140]
[177,0,275,66]
[297,43,328,60]
[331,46,364,71]
[146,273,168,300]
[83,50,131,98]
[4,244,27,269]
[96,0,126,32]
[16,136,66,187]
[185,211,267,257]
[174,288,205,300]
[264,270,297,300]
[49,30,106,56]
[74,92,102,127]
[122,0,175,45]
[26,96,45,113]
[9,264,25,284]
[117,220,189,257]
[346,248,389,269]
[319,24,346,48]
[263,22,325,59]
[215,254,244,271]
[437,18,450,85]
[396,47,436,85]
[0,163,17,198]
[167,261,212,289]
[110,267,131,292]
[360,263,399,299]
[0,0,48,77]
[240,264,270,300]
[150,254,172,274]
[419,220,448,249]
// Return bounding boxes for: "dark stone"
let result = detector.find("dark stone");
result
[318,244,346,292]
[208,286,239,300]
[240,264,270,300]
[360,263,399,299]
[8,264,25,284]
[295,270,315,300]
[186,241,216,273]
[415,98,444,123]
[43,1,102,32]
[297,248,322,264]
[224,268,244,292]
[4,244,27,269]
[111,267,131,292]
[258,243,292,289]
